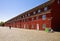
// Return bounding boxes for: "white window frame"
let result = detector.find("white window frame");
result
[38,10,41,13]
[32,18,34,21]
[25,15,27,17]
[44,7,48,11]
[36,16,39,20]
[42,15,46,20]
[33,11,36,14]
[28,14,30,16]
[32,24,34,28]
[42,24,46,28]
[23,16,24,18]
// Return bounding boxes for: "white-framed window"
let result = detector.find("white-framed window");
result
[33,11,36,14]
[23,16,24,18]
[25,15,27,17]
[36,16,39,20]
[44,7,48,11]
[32,24,34,28]
[38,10,41,13]
[28,14,30,16]
[42,24,46,28]
[42,15,46,20]
[32,18,34,21]
[58,0,59,4]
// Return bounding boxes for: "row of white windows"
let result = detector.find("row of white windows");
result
[21,15,46,22]
[33,7,47,14]
[32,24,46,29]
[22,0,60,18]
[22,7,48,18]
[24,24,46,29]
[32,15,46,21]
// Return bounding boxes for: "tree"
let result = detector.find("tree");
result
[0,21,5,26]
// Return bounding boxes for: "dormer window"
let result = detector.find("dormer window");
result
[44,7,48,11]
[28,14,30,16]
[38,10,41,13]
[58,0,59,4]
[23,16,24,18]
[33,11,36,14]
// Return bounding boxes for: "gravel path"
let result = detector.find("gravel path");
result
[0,27,60,41]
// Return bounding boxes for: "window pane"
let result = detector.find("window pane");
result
[33,12,36,14]
[36,16,39,20]
[25,15,27,17]
[23,16,24,18]
[32,18,34,21]
[32,24,34,28]
[28,14,30,16]
[44,7,47,11]
[38,10,41,13]
[42,15,46,20]
[42,24,46,28]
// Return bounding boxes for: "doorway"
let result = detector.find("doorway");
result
[37,24,40,30]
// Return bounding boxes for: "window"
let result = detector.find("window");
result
[58,0,59,4]
[28,14,30,16]
[32,18,34,21]
[38,10,41,13]
[36,16,39,20]
[25,15,27,17]
[42,15,46,20]
[44,7,48,11]
[23,16,24,18]
[42,24,46,28]
[32,24,34,28]
[33,11,36,14]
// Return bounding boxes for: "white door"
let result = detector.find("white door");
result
[24,24,25,29]
[37,24,39,30]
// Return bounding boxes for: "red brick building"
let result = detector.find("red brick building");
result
[4,0,60,31]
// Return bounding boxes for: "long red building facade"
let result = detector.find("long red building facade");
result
[4,0,60,31]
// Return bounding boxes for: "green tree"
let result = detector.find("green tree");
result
[0,21,5,26]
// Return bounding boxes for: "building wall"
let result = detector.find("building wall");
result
[4,0,60,31]
[50,0,60,31]
[5,10,51,30]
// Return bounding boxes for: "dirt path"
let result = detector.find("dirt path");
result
[0,27,60,41]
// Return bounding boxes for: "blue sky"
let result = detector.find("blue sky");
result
[0,0,48,22]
